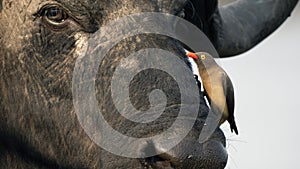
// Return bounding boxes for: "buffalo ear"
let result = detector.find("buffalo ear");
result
[212,0,298,57]
[183,0,218,34]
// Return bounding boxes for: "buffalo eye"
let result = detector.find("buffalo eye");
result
[34,5,76,31]
[44,6,68,23]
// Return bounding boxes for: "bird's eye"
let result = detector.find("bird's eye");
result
[201,54,206,60]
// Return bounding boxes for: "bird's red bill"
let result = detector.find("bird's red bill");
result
[186,52,198,59]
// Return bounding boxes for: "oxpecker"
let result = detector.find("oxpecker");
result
[186,51,238,135]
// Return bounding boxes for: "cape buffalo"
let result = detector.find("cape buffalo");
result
[0,0,298,168]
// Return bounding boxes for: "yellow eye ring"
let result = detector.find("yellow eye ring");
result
[201,54,206,60]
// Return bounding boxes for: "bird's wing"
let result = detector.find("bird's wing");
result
[222,72,238,134]
[222,72,234,117]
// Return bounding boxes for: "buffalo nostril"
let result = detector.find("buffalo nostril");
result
[140,141,180,169]
[144,139,205,169]
[144,140,192,169]
[151,140,200,168]
[146,155,176,169]
[142,129,227,168]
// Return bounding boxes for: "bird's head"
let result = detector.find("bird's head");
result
[186,51,217,67]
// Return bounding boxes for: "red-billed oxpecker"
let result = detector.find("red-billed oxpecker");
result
[186,51,238,135]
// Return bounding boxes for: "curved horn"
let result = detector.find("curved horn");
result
[213,0,298,57]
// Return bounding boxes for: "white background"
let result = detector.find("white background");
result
[221,3,300,169]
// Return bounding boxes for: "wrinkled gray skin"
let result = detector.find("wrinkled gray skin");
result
[0,0,298,169]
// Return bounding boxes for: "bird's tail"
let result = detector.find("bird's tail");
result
[228,117,238,135]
